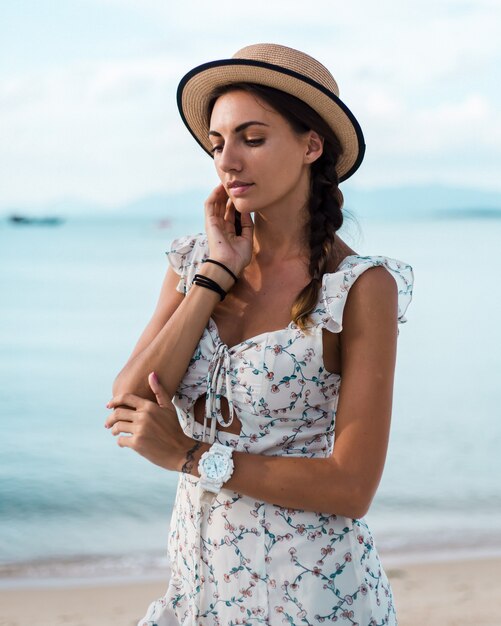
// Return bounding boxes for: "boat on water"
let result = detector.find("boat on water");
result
[8,215,64,226]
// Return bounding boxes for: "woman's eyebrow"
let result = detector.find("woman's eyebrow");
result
[209,121,270,137]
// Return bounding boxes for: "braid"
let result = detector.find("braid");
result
[291,140,344,330]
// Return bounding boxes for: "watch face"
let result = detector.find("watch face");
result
[203,452,229,480]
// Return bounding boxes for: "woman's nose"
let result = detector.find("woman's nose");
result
[217,143,242,173]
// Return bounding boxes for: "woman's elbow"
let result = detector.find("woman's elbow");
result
[111,371,156,402]
[326,481,375,519]
[111,376,123,398]
[111,369,134,398]
[349,483,376,519]
[336,498,371,520]
[348,497,372,520]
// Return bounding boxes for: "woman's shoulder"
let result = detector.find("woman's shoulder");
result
[167,232,208,260]
[332,252,414,277]
[315,252,414,333]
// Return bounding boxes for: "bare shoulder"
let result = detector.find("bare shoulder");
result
[350,264,398,297]
[343,265,398,333]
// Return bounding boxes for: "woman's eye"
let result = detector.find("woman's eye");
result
[210,145,223,154]
[246,138,264,147]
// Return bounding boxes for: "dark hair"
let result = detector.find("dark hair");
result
[207,82,344,330]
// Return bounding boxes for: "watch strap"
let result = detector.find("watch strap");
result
[197,442,235,504]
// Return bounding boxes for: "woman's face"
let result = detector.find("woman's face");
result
[209,90,319,216]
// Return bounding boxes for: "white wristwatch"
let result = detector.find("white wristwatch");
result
[198,442,235,505]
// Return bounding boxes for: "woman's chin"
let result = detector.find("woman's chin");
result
[231,199,255,215]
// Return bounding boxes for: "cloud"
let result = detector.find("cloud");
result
[0,56,195,207]
[1,57,183,111]
[1,0,500,208]
[86,58,183,102]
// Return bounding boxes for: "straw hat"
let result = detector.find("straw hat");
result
[177,43,365,183]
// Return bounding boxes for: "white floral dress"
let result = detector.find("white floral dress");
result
[138,234,414,626]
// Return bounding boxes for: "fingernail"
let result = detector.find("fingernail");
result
[106,402,111,409]
[151,371,159,383]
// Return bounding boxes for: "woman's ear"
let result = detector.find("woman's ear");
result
[304,131,324,164]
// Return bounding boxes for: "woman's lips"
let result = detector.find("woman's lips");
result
[228,183,254,197]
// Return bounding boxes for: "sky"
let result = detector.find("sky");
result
[0,0,500,210]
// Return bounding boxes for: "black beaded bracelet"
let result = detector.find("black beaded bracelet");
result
[193,274,227,301]
[202,258,238,283]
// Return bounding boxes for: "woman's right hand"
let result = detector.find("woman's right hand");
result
[204,184,254,277]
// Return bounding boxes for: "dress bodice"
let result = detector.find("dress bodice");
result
[167,234,414,457]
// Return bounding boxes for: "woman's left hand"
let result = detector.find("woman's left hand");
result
[105,372,193,472]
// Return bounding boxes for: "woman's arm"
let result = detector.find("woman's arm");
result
[112,262,234,401]
[112,185,253,401]
[107,266,399,519]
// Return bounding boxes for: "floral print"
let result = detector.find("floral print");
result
[138,234,414,626]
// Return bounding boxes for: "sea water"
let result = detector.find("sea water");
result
[1,207,500,585]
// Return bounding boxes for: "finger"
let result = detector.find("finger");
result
[223,203,236,235]
[117,435,134,448]
[148,371,172,408]
[110,420,137,436]
[239,211,254,237]
[208,182,226,198]
[107,393,143,410]
[205,184,228,218]
[104,407,135,429]
[224,198,234,219]
[213,185,230,216]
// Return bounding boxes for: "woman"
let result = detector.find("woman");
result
[105,43,414,625]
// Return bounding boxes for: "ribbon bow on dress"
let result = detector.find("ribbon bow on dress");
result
[202,342,236,444]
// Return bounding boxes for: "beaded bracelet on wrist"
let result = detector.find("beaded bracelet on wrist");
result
[202,259,238,283]
[192,274,227,301]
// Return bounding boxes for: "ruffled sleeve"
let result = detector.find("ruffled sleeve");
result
[320,255,414,333]
[166,233,209,294]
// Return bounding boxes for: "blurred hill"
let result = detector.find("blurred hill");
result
[2,185,501,220]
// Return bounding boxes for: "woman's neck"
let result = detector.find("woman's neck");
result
[251,209,308,265]
[249,179,311,264]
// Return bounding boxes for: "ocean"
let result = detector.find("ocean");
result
[1,206,500,587]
